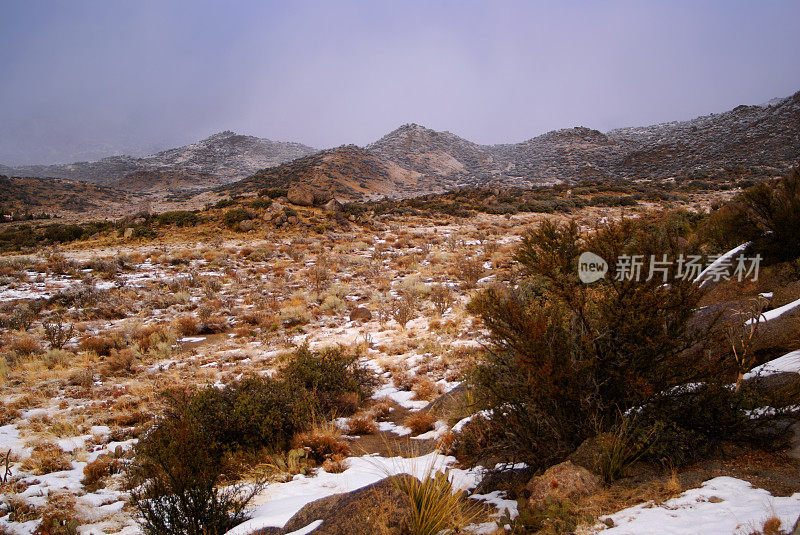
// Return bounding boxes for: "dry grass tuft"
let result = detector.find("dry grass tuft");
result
[347,413,378,435]
[292,421,350,464]
[404,412,436,436]
[22,442,72,475]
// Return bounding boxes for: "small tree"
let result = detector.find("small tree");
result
[429,283,455,316]
[42,314,74,350]
[725,297,766,392]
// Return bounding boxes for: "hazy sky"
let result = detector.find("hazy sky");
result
[1,1,799,165]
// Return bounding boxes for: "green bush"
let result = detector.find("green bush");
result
[282,343,377,417]
[461,216,748,468]
[222,208,253,229]
[130,404,258,535]
[185,376,317,453]
[157,210,199,227]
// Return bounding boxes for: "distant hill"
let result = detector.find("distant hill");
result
[0,131,317,190]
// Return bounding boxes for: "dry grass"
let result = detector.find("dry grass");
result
[21,442,72,475]
[347,413,378,435]
[404,412,436,436]
[292,421,350,464]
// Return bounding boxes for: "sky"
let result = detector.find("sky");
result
[1,1,799,165]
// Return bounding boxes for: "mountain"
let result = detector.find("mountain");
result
[3,91,799,205]
[1,131,317,190]
[223,90,800,200]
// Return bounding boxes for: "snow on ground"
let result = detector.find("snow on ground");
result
[744,349,800,380]
[746,296,800,325]
[372,382,429,411]
[695,242,750,284]
[594,477,800,534]
[224,453,484,535]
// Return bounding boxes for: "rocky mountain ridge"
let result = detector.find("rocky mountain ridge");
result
[3,90,798,202]
[226,90,799,200]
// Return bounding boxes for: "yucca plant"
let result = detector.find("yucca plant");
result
[390,469,481,535]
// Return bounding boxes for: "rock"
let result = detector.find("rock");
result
[567,434,611,475]
[349,307,372,322]
[238,219,255,232]
[255,476,413,535]
[287,185,314,207]
[123,227,134,239]
[323,198,342,214]
[313,190,334,205]
[526,461,601,509]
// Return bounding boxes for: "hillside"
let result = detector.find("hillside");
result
[0,175,132,215]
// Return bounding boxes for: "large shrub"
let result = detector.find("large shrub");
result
[462,216,756,468]
[130,405,257,535]
[282,343,377,417]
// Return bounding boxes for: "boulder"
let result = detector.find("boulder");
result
[255,476,413,535]
[526,461,601,509]
[238,219,255,232]
[349,307,372,322]
[323,198,342,214]
[313,190,334,205]
[287,186,314,207]
[567,434,611,475]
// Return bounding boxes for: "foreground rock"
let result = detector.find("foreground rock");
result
[255,476,413,535]
[526,460,601,509]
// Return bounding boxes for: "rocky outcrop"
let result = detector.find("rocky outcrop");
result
[255,476,413,535]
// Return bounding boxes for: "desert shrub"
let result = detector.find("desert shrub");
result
[282,343,377,417]
[736,166,800,262]
[41,348,72,369]
[82,453,122,491]
[174,315,200,336]
[222,208,253,229]
[10,333,41,358]
[79,333,120,356]
[4,496,39,523]
[156,210,199,227]
[22,443,72,474]
[130,402,258,535]
[106,347,138,375]
[0,401,20,425]
[429,283,455,316]
[322,453,349,473]
[462,217,749,468]
[390,296,417,328]
[180,376,317,454]
[248,197,272,210]
[258,188,287,199]
[346,413,377,435]
[41,314,74,350]
[454,256,484,289]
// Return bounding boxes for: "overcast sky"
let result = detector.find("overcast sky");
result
[1,0,799,165]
